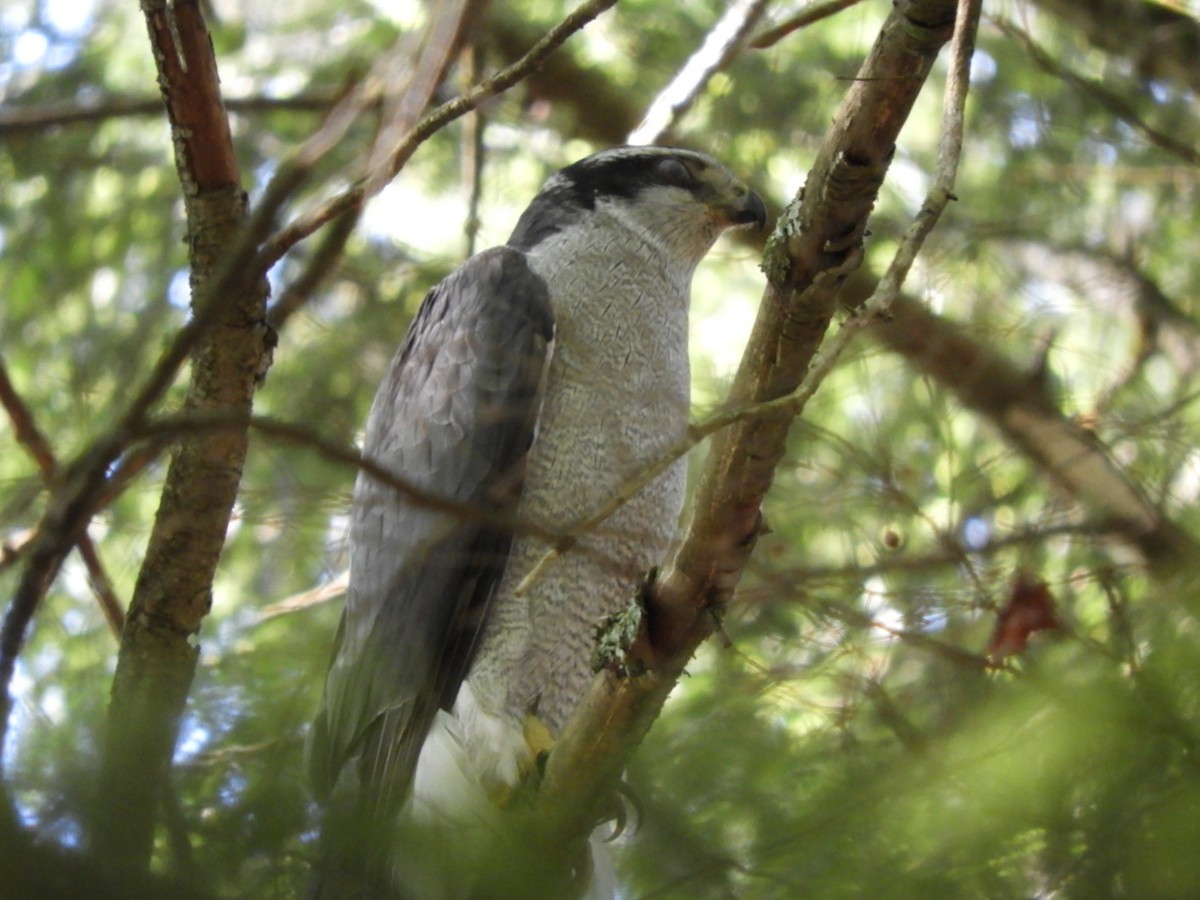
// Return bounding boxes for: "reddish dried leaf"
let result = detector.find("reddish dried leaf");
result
[987,571,1061,661]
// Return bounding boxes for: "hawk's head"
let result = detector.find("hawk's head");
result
[508,146,766,263]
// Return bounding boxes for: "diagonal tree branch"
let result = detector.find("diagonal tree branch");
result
[0,358,56,476]
[996,17,1200,167]
[134,412,565,544]
[487,12,640,145]
[534,0,961,848]
[0,355,125,639]
[842,274,1198,568]
[267,0,479,329]
[1031,0,1200,96]
[362,0,475,197]
[750,0,870,49]
[256,0,619,270]
[627,0,772,145]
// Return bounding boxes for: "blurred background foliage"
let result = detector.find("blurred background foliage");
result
[3,0,1200,896]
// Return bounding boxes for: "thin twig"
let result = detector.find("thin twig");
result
[0,356,56,475]
[0,92,340,136]
[132,412,564,546]
[176,734,302,770]
[461,38,487,258]
[267,6,470,329]
[813,597,990,669]
[750,0,868,49]
[628,0,772,145]
[0,355,125,636]
[363,0,473,199]
[263,0,473,330]
[265,206,359,329]
[257,0,618,270]
[258,571,349,619]
[754,522,1122,584]
[76,539,125,637]
[995,17,1200,167]
[842,0,979,317]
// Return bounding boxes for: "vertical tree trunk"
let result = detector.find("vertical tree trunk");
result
[91,0,270,872]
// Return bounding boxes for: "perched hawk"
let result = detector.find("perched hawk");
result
[308,146,765,898]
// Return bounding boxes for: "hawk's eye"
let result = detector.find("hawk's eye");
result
[655,157,694,187]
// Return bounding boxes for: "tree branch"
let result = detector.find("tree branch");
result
[0,354,125,637]
[755,521,1131,584]
[996,17,1200,167]
[264,206,359,329]
[851,279,1198,568]
[137,412,566,544]
[460,37,488,258]
[0,91,340,137]
[267,0,478,329]
[487,12,639,145]
[362,0,476,198]
[90,0,271,872]
[256,0,619,271]
[0,356,56,476]
[1031,0,1200,96]
[0,366,128,775]
[750,0,870,50]
[534,0,960,847]
[627,0,771,145]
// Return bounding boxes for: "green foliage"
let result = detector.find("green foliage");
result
[3,0,1200,896]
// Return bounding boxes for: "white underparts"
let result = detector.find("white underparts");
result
[410,680,531,826]
[407,682,615,900]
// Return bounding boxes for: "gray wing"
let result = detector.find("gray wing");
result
[308,245,553,820]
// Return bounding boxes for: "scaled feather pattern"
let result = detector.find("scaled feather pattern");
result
[308,146,765,898]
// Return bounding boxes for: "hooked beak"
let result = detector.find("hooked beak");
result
[729,190,767,231]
